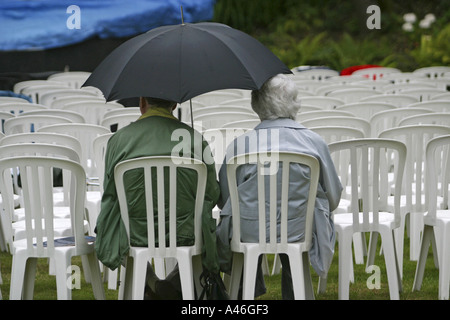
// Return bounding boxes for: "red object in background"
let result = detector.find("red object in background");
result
[340,64,381,76]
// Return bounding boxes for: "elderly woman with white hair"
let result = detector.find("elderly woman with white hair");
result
[216,74,342,299]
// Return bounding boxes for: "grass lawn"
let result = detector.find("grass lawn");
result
[0,232,442,300]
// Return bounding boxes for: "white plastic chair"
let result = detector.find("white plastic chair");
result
[50,95,106,109]
[326,88,383,103]
[412,134,450,300]
[103,107,140,119]
[408,100,450,113]
[352,67,401,80]
[0,111,14,133]
[62,101,124,125]
[0,156,105,300]
[399,113,450,127]
[336,102,396,121]
[301,116,371,138]
[329,138,406,300]
[298,96,345,109]
[192,105,256,118]
[20,84,71,103]
[291,68,339,80]
[226,151,320,300]
[370,107,433,138]
[309,126,365,143]
[296,109,355,122]
[400,88,447,101]
[4,115,72,135]
[194,112,258,130]
[360,93,419,107]
[0,102,47,116]
[431,92,450,101]
[413,66,450,78]
[18,109,86,123]
[222,119,261,130]
[100,113,139,132]
[192,90,243,107]
[39,89,100,107]
[47,71,91,89]
[219,98,251,107]
[0,96,30,104]
[13,80,70,95]
[116,156,207,300]
[315,83,371,96]
[381,82,437,94]
[378,125,450,265]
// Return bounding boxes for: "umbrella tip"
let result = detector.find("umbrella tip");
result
[180,5,185,25]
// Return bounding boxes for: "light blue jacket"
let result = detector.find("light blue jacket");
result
[216,118,342,277]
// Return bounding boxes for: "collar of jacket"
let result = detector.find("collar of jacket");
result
[138,106,178,121]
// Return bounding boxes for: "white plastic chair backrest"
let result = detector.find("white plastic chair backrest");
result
[0,131,4,140]
[399,113,450,127]
[192,91,243,107]
[296,110,355,122]
[47,71,91,89]
[0,132,82,160]
[39,89,99,107]
[21,85,70,103]
[227,152,319,252]
[4,115,72,135]
[18,109,86,123]
[50,95,105,109]
[413,66,450,79]
[203,128,248,176]
[315,83,370,96]
[381,82,437,94]
[0,156,88,254]
[192,105,255,118]
[291,68,339,80]
[370,107,433,138]
[336,102,396,121]
[0,102,47,115]
[298,96,345,109]
[0,111,14,133]
[424,135,450,225]
[352,67,401,80]
[222,119,261,129]
[194,112,259,130]
[13,80,69,94]
[37,123,110,178]
[328,138,407,232]
[400,88,447,101]
[431,92,450,101]
[103,107,140,119]
[309,126,365,143]
[114,156,207,257]
[301,116,371,137]
[360,94,419,107]
[62,101,124,125]
[379,125,450,213]
[92,133,113,193]
[0,97,30,104]
[218,98,251,107]
[326,88,382,103]
[408,100,450,113]
[381,72,427,84]
[100,113,139,132]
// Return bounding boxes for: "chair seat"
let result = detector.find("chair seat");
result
[334,212,395,226]
[12,218,90,240]
[14,206,72,221]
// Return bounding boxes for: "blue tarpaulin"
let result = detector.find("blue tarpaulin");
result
[0,0,215,51]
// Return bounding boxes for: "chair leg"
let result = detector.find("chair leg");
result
[54,252,72,300]
[241,249,259,300]
[317,275,327,294]
[366,232,379,270]
[119,258,133,300]
[438,223,450,300]
[380,229,401,300]
[10,253,30,300]
[86,252,105,300]
[177,253,196,300]
[228,252,243,299]
[131,252,148,300]
[338,229,354,300]
[22,257,37,300]
[412,225,434,291]
[288,252,306,300]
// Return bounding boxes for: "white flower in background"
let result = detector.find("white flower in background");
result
[419,19,431,29]
[403,13,417,23]
[402,22,414,32]
[424,13,436,23]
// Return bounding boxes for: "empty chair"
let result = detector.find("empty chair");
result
[370,107,433,138]
[13,80,70,95]
[100,113,139,132]
[226,152,320,300]
[431,92,450,101]
[116,156,207,300]
[337,102,396,121]
[50,95,106,109]
[412,134,450,300]
[381,82,437,94]
[302,116,371,137]
[413,66,450,78]
[400,88,447,101]
[0,111,14,133]
[352,67,401,80]
[326,88,383,103]
[18,109,85,123]
[0,96,30,104]
[329,138,406,299]
[296,110,355,122]
[4,115,72,135]
[194,112,258,130]
[221,119,261,130]
[315,84,371,96]
[408,100,450,113]
[0,102,47,115]
[47,71,91,89]
[62,101,124,125]
[0,156,105,300]
[103,107,140,119]
[39,89,100,107]
[219,98,251,107]
[291,67,339,80]
[192,90,243,107]
[309,126,365,144]
[20,84,71,104]
[178,100,207,122]
[399,113,450,127]
[298,96,345,110]
[360,93,419,107]
[192,105,256,119]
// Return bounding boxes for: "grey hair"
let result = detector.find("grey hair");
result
[251,74,301,121]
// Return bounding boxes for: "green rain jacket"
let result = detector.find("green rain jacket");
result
[95,108,220,273]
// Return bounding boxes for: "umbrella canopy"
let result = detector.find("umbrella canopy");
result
[83,22,291,103]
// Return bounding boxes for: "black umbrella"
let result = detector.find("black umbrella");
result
[82,22,291,104]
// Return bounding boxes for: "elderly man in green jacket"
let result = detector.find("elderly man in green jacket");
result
[95,97,220,299]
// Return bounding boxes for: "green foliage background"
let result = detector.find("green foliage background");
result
[212,0,450,72]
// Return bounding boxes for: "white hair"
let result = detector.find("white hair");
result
[251,74,301,121]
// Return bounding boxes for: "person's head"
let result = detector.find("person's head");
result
[139,97,177,114]
[251,74,301,121]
